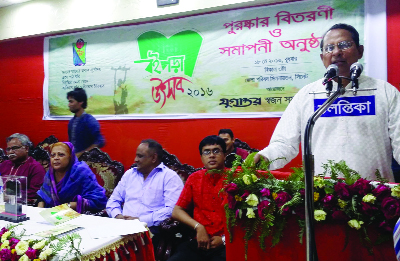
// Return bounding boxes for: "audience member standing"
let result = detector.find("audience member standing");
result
[0,133,45,200]
[67,88,105,157]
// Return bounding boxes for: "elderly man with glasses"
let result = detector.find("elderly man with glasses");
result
[254,23,400,182]
[0,133,45,200]
[169,135,227,261]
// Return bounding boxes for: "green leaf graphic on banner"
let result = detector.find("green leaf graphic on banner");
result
[51,212,57,215]
[136,30,203,77]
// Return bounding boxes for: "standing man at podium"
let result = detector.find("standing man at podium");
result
[254,23,400,181]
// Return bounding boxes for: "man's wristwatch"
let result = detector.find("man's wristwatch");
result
[221,235,226,245]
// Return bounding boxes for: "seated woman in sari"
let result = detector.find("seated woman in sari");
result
[37,142,107,213]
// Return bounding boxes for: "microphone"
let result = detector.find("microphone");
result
[323,64,338,96]
[322,64,339,85]
[350,62,363,95]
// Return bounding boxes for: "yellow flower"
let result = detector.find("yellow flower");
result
[272,192,278,200]
[243,175,251,185]
[392,185,400,198]
[235,195,242,202]
[246,194,259,207]
[18,254,29,261]
[32,240,47,250]
[0,240,9,249]
[314,192,320,202]
[314,177,325,188]
[362,194,376,203]
[348,219,364,230]
[314,210,327,221]
[11,249,16,254]
[251,174,258,182]
[337,199,347,209]
[15,240,29,255]
[246,208,255,218]
[33,259,40,261]
[38,248,53,260]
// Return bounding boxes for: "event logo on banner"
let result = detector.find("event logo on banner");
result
[72,39,86,66]
[43,0,365,119]
[134,30,202,109]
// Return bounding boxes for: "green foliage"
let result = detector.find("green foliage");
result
[279,192,302,214]
[297,219,305,244]
[321,160,361,184]
[50,233,82,261]
[223,158,395,260]
[271,218,286,247]
[374,169,389,184]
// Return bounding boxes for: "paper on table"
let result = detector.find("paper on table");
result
[39,204,81,225]
[66,215,148,239]
[35,224,81,237]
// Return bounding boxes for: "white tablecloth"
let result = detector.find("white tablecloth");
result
[0,206,149,259]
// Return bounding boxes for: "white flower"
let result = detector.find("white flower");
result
[314,210,327,221]
[1,231,11,243]
[362,194,376,204]
[32,240,47,250]
[246,208,255,218]
[392,185,400,198]
[15,241,29,255]
[245,194,259,207]
[243,175,251,185]
[0,240,9,249]
[348,219,364,230]
[18,254,29,261]
[38,248,53,260]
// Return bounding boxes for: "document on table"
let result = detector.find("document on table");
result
[39,204,81,225]
[66,214,148,239]
[35,224,81,237]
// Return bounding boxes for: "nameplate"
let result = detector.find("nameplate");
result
[314,95,375,117]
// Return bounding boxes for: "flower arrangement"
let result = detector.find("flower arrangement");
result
[0,224,82,261]
[223,154,400,259]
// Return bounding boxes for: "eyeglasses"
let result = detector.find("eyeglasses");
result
[5,146,24,152]
[322,41,354,54]
[202,148,222,156]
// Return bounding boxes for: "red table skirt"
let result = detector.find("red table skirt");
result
[226,217,396,261]
[92,231,155,261]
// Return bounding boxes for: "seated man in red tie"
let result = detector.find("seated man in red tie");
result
[0,133,45,201]
[168,135,227,261]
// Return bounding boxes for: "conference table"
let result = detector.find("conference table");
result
[0,206,155,261]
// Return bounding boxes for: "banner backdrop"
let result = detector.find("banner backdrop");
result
[43,0,365,120]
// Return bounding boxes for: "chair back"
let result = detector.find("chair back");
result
[0,148,8,164]
[225,138,260,168]
[234,138,259,153]
[37,135,59,153]
[79,148,124,197]
[131,149,201,183]
[29,146,51,171]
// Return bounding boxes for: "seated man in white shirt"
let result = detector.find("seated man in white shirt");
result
[106,139,184,251]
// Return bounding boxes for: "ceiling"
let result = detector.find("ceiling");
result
[0,0,32,8]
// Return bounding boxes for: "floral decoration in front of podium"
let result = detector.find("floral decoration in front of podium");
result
[223,153,400,259]
[0,224,82,261]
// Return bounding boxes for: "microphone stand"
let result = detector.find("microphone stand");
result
[303,76,346,261]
